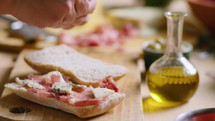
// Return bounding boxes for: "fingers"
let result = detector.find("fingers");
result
[63,16,88,29]
[87,0,97,13]
[49,0,96,29]
[61,1,77,27]
[74,0,96,17]
[49,0,74,28]
[73,16,88,25]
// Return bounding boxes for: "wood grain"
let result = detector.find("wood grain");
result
[0,49,143,121]
[0,51,17,96]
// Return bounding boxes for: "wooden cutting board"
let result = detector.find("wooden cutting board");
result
[0,49,143,121]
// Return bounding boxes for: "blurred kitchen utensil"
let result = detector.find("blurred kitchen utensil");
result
[143,0,172,7]
[175,108,215,121]
[142,39,193,70]
[0,15,57,43]
[188,0,215,34]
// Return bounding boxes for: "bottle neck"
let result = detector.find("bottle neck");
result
[165,12,186,58]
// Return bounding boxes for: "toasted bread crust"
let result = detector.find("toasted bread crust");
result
[24,45,127,87]
[5,83,125,118]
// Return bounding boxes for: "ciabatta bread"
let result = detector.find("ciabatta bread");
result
[4,71,125,118]
[5,83,124,118]
[24,45,128,87]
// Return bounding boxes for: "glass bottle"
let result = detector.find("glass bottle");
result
[146,11,199,104]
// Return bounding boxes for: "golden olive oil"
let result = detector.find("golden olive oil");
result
[146,67,199,104]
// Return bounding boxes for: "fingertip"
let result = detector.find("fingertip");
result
[62,24,75,30]
[76,16,88,25]
[35,24,47,29]
[88,0,96,13]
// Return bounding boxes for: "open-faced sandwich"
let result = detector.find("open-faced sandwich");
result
[4,45,127,118]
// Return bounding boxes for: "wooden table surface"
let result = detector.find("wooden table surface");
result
[0,48,215,121]
[0,51,17,96]
[0,48,144,121]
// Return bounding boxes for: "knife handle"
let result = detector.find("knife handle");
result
[0,15,57,43]
[0,15,17,24]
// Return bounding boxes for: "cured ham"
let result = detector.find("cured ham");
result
[13,71,119,107]
[59,24,138,48]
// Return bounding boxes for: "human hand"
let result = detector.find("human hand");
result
[12,0,96,29]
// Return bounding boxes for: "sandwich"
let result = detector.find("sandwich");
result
[24,45,127,87]
[4,45,127,118]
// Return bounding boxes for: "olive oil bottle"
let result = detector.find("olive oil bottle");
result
[147,67,199,103]
[146,12,199,104]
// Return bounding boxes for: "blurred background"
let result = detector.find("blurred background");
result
[0,0,214,57]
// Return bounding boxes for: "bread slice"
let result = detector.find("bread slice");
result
[24,45,128,86]
[5,83,125,118]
